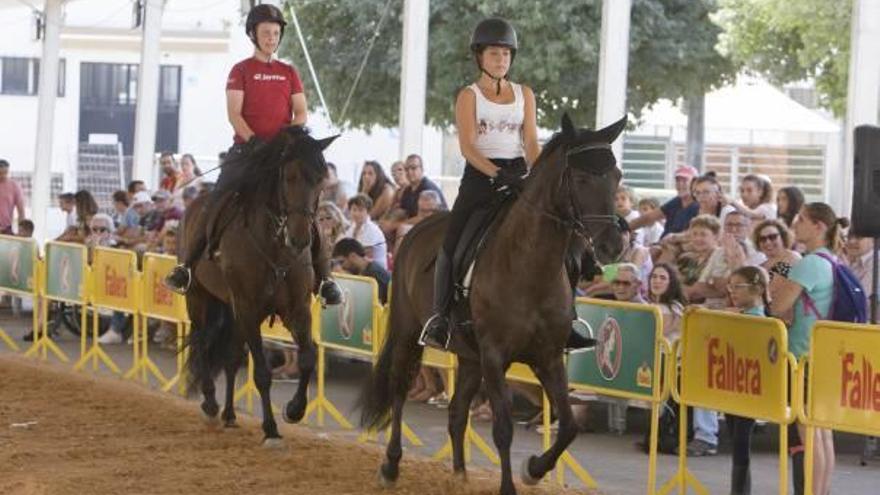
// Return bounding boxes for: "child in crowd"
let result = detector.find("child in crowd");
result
[724,265,771,495]
[344,194,388,270]
[637,197,665,247]
[616,185,644,245]
[732,174,777,221]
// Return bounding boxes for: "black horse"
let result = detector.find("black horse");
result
[359,114,625,495]
[184,127,337,446]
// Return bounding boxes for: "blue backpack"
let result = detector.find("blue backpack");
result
[802,252,868,324]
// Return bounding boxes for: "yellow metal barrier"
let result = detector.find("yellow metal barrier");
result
[77,246,139,375]
[140,253,190,392]
[799,320,880,495]
[0,235,40,353]
[35,242,89,363]
[665,307,797,495]
[560,298,670,492]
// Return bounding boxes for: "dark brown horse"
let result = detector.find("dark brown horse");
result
[184,127,337,446]
[359,114,625,495]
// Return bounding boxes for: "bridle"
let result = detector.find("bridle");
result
[265,147,318,249]
[522,141,619,255]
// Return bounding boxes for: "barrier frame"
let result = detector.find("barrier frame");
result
[138,253,191,392]
[561,297,670,493]
[76,246,140,375]
[666,307,798,495]
[798,320,880,495]
[0,234,40,354]
[35,241,91,364]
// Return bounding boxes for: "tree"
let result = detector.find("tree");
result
[280,0,735,130]
[719,0,851,117]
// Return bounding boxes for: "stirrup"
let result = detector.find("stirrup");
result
[418,314,451,350]
[565,317,596,354]
[318,279,343,306]
[163,265,191,295]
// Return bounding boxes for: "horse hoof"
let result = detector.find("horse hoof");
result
[202,413,220,428]
[283,399,306,424]
[223,419,238,428]
[377,465,397,489]
[262,437,285,450]
[451,470,467,483]
[520,456,541,486]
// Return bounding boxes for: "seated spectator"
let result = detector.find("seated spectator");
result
[317,201,349,245]
[583,218,651,298]
[17,219,34,238]
[637,197,664,247]
[629,165,698,238]
[358,160,396,220]
[646,263,687,341]
[111,190,129,228]
[672,215,721,302]
[607,263,645,434]
[731,174,776,221]
[127,180,146,202]
[58,192,76,229]
[389,160,409,208]
[691,212,763,309]
[117,191,153,246]
[332,238,391,304]
[616,185,643,245]
[85,213,117,252]
[753,219,801,283]
[320,162,349,213]
[844,233,874,299]
[345,194,388,269]
[142,190,182,234]
[158,152,181,192]
[395,190,445,252]
[174,154,202,207]
[398,154,447,217]
[180,153,202,181]
[57,190,98,243]
[775,185,805,228]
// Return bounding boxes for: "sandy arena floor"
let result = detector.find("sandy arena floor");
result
[0,355,594,495]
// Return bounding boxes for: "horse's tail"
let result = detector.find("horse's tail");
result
[357,282,423,431]
[185,292,235,396]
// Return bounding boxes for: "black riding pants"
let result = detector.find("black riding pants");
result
[442,157,527,257]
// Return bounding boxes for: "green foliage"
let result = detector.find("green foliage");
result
[280,0,734,130]
[719,0,851,117]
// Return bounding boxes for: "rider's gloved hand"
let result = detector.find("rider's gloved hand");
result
[491,167,525,194]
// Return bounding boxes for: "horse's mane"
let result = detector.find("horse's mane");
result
[219,126,327,202]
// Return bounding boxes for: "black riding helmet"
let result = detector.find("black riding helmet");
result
[470,18,518,95]
[246,4,287,49]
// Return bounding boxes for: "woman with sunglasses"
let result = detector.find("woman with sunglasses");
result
[753,219,801,283]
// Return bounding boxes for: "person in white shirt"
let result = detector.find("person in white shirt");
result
[732,173,776,221]
[344,194,388,270]
[637,197,665,247]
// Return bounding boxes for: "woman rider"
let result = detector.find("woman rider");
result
[164,4,341,305]
[419,18,592,352]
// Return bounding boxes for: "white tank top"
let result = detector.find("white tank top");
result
[470,82,525,160]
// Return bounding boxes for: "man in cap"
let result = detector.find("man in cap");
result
[628,165,700,238]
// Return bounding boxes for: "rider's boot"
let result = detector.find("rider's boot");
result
[418,250,453,350]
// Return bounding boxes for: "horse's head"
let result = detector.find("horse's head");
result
[272,126,339,251]
[530,113,626,264]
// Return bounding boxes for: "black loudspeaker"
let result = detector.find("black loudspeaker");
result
[851,125,880,238]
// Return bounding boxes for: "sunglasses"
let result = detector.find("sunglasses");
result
[758,233,780,243]
[612,280,634,287]
[91,227,110,233]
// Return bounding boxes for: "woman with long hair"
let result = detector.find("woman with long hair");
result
[776,186,805,228]
[357,160,396,220]
[645,263,687,340]
[770,202,844,495]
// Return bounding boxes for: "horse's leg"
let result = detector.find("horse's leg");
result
[521,356,577,483]
[221,347,244,427]
[378,381,406,488]
[481,351,516,495]
[282,304,314,424]
[241,315,281,444]
[449,359,482,478]
[200,375,220,423]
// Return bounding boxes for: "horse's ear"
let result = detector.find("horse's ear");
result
[561,113,576,139]
[317,134,340,151]
[597,115,627,144]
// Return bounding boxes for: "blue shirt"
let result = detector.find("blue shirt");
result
[787,247,834,358]
[660,197,699,238]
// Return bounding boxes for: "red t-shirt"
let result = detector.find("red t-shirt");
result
[226,57,304,144]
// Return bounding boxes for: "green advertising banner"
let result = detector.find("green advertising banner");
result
[0,235,36,294]
[320,276,377,353]
[567,299,660,399]
[44,242,87,303]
